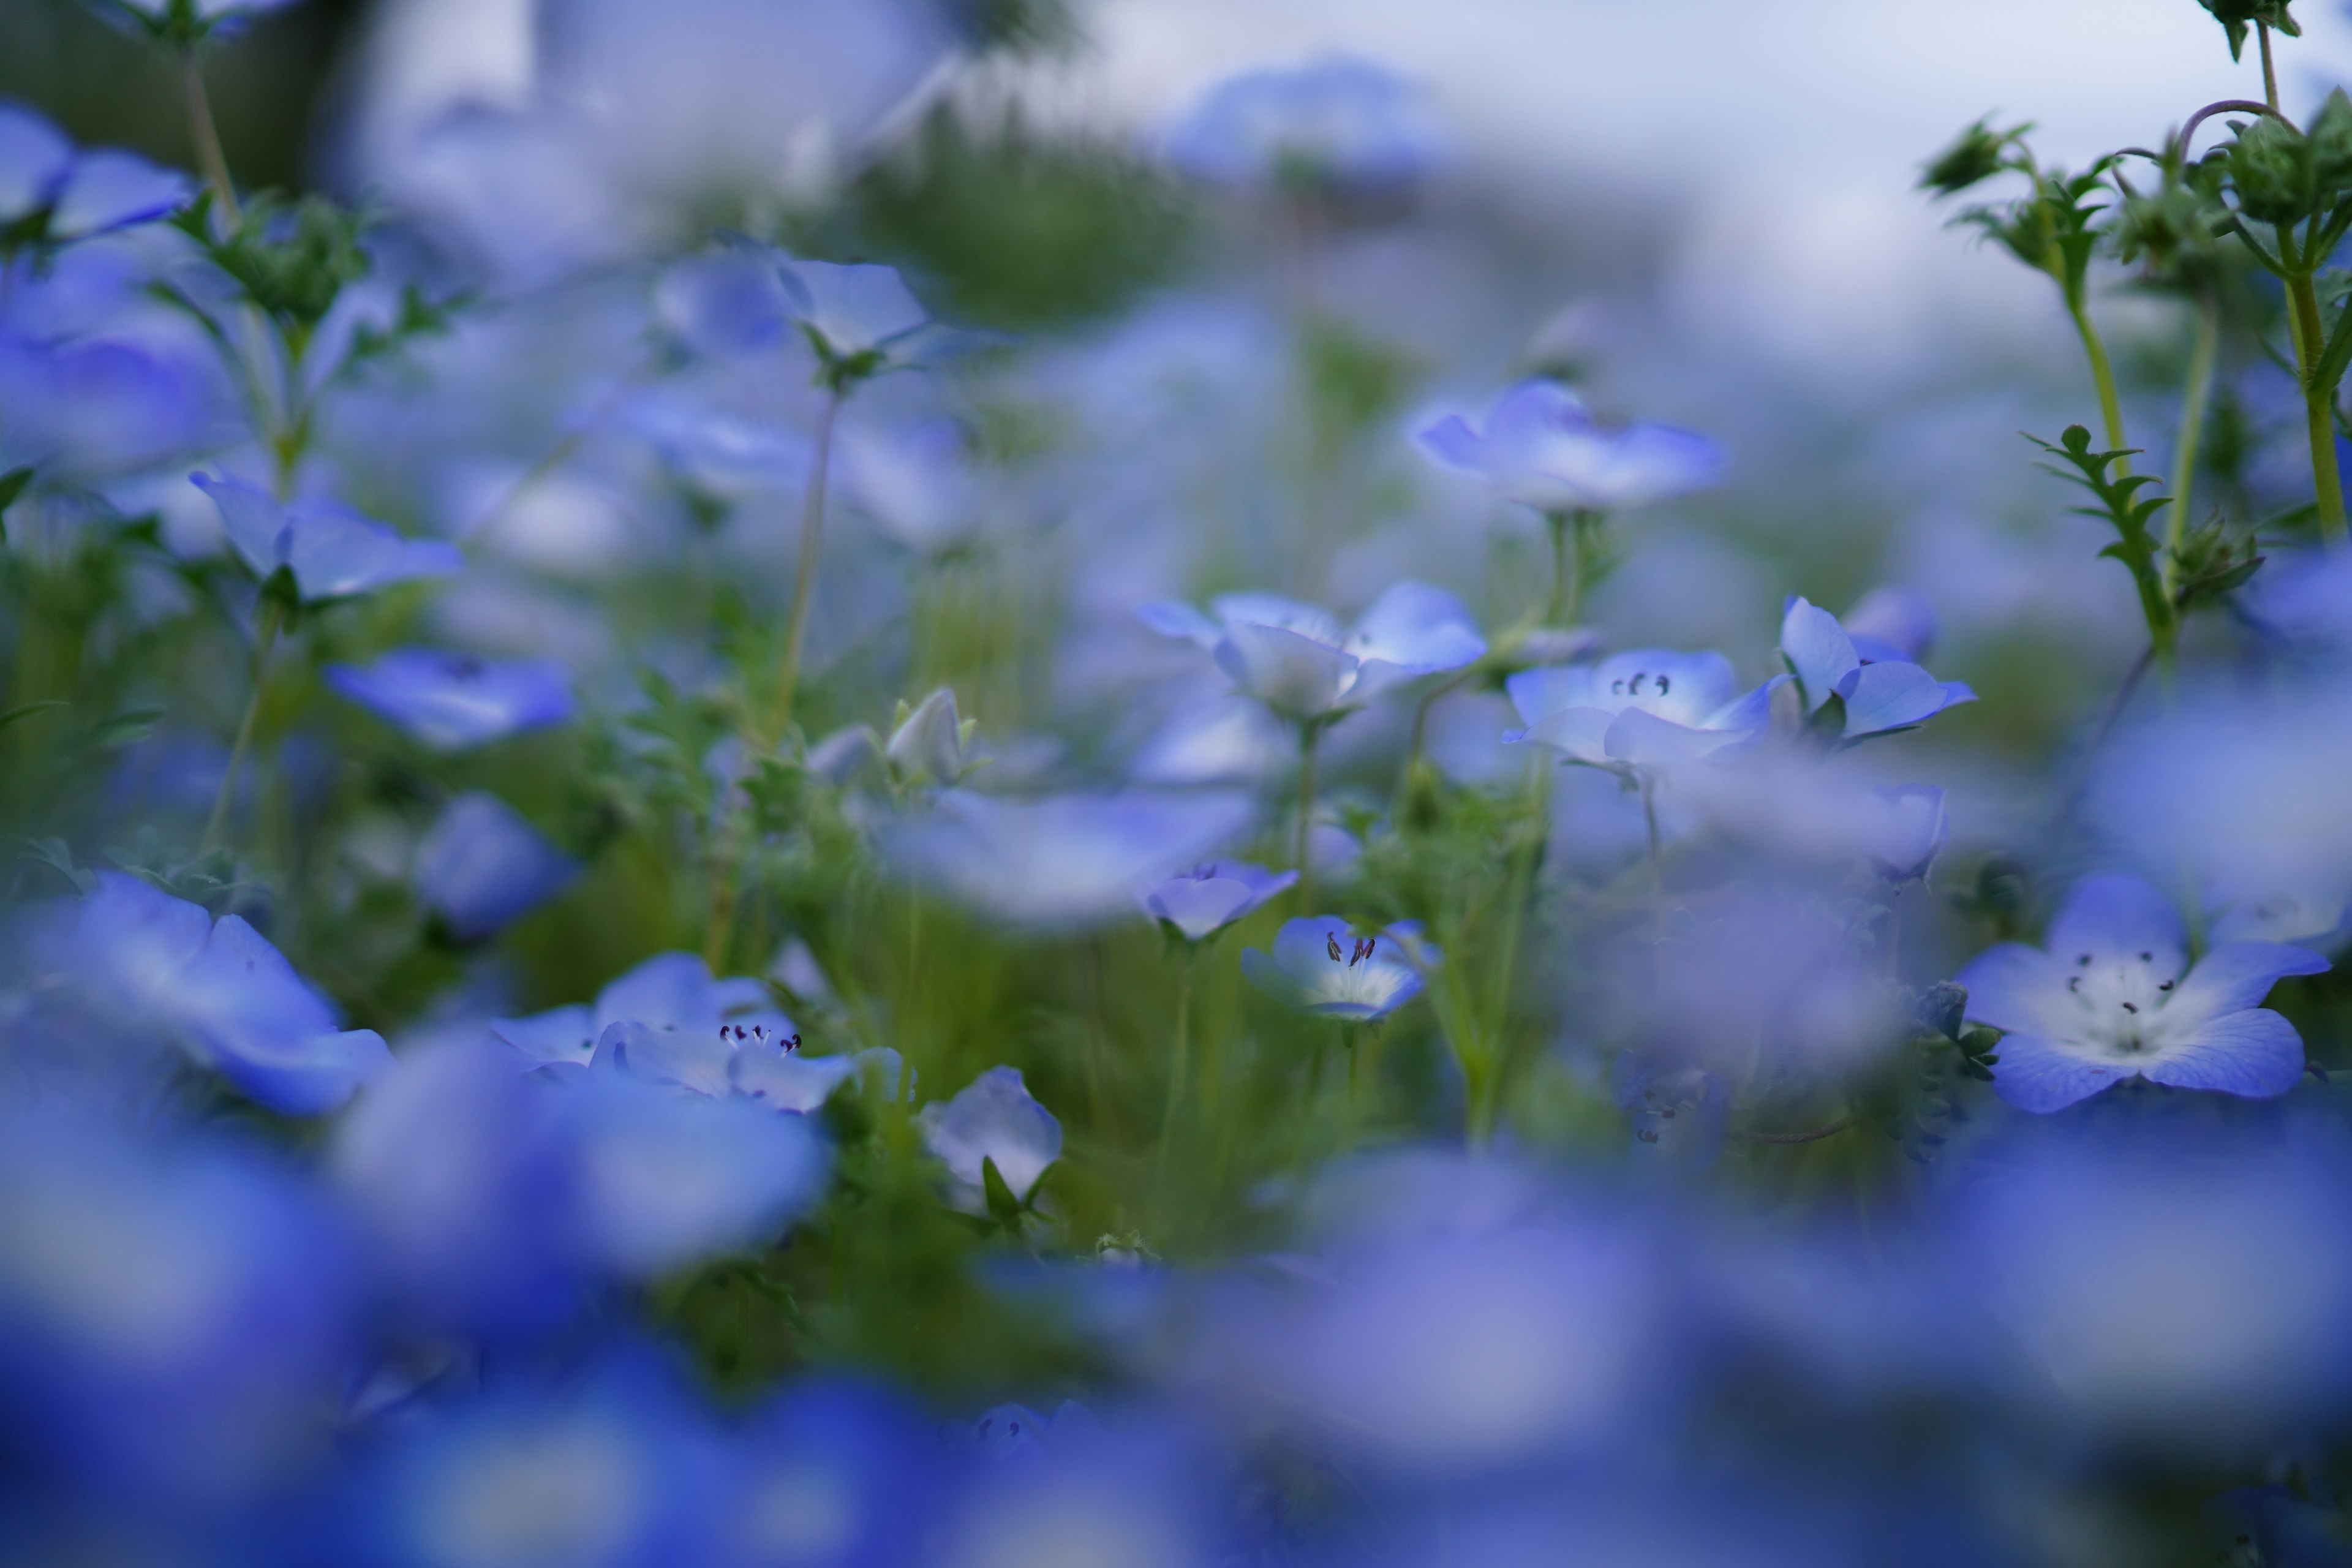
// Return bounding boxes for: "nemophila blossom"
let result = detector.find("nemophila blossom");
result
[31,872,389,1114]
[0,1111,352,1504]
[1165,56,1438,192]
[192,473,463,603]
[326,649,574,751]
[1416,380,1725,513]
[722,1379,947,1567]
[0,101,189,248]
[91,0,305,41]
[413,792,578,941]
[1242,916,1431,1020]
[838,418,985,553]
[883,788,1254,927]
[1956,873,2329,1112]
[656,246,938,380]
[885,686,974,787]
[917,1066,1061,1214]
[1504,649,1773,772]
[1860,784,1948,882]
[1780,596,1975,741]
[1140,859,1297,942]
[1841,584,1938,665]
[492,950,793,1072]
[1142,583,1485,723]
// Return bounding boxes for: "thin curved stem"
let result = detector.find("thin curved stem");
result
[1293,722,1321,912]
[2067,295,2131,466]
[1738,1117,1854,1146]
[762,388,842,748]
[201,597,282,853]
[1159,955,1195,1159]
[2164,287,2221,590]
[179,47,240,228]
[2260,21,2281,111]
[2177,99,2294,160]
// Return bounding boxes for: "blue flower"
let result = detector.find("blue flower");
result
[491,950,794,1072]
[1504,649,1774,771]
[1860,783,1948,882]
[413,792,578,941]
[1165,56,1438,192]
[1956,872,2329,1112]
[1140,859,1297,942]
[96,0,305,41]
[1779,596,1974,741]
[191,473,464,603]
[0,100,189,247]
[656,246,937,378]
[34,872,390,1114]
[916,1065,1061,1213]
[884,686,974,787]
[1417,380,1724,513]
[884,788,1254,927]
[1242,916,1431,1020]
[326,649,575,751]
[1142,582,1485,723]
[1840,584,1939,665]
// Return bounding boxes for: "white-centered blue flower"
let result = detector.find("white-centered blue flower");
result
[413,792,578,941]
[916,1066,1061,1213]
[1164,56,1438,192]
[326,649,575,751]
[0,100,190,244]
[1957,872,2329,1112]
[1860,784,1948,883]
[655,246,937,377]
[1417,380,1724,514]
[192,473,464,603]
[1242,916,1431,1021]
[1779,597,1974,741]
[1142,582,1486,723]
[1140,859,1297,942]
[491,951,794,1073]
[1504,649,1776,776]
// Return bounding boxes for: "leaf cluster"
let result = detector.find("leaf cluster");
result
[2198,0,2301,61]
[2026,427,2178,644]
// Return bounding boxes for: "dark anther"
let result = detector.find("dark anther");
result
[1636,1128,1661,1144]
[1656,675,1670,695]
[2138,951,2152,962]
[1327,932,1345,963]
[2067,976,2081,993]
[2077,954,2092,966]
[2158,980,2174,992]
[785,1033,801,1052]
[1610,679,1627,696]
[2121,1001,2138,1014]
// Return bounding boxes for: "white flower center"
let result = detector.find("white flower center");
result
[2060,949,2184,1057]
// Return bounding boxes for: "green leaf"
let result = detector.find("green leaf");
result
[980,1155,1026,1230]
[0,465,32,525]
[91,707,165,749]
[0,699,68,734]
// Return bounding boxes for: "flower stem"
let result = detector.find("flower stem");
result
[2286,268,2350,548]
[179,47,240,229]
[2163,287,2220,592]
[1543,508,1602,627]
[1159,954,1194,1160]
[201,596,282,854]
[2067,295,2130,470]
[1293,721,1321,911]
[762,388,842,748]
[2260,20,2281,112]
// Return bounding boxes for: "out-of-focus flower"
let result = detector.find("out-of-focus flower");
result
[721,1379,945,1567]
[1242,916,1430,1020]
[1859,784,1948,882]
[1956,872,2328,1112]
[1416,380,1725,513]
[1841,584,1937,665]
[838,417,984,553]
[656,246,938,382]
[0,101,190,247]
[1139,859,1297,942]
[331,1041,583,1336]
[884,788,1254,927]
[1949,1122,2352,1442]
[1504,649,1774,772]
[1164,56,1438,192]
[1142,583,1485,723]
[192,473,464,603]
[29,872,390,1114]
[89,0,304,42]
[0,1111,352,1504]
[492,950,794,1072]
[1780,596,1975,741]
[917,1066,1061,1213]
[562,1072,829,1277]
[326,650,575,751]
[886,687,975,787]
[413,792,578,941]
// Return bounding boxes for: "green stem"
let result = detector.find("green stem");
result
[179,47,240,229]
[1543,508,1603,627]
[1293,722,1321,911]
[2163,288,2220,592]
[2067,295,2130,470]
[201,597,282,853]
[1159,955,1194,1159]
[2260,21,2281,112]
[762,388,842,747]
[2285,269,2350,547]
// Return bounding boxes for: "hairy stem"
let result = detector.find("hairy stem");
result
[2067,296,2130,471]
[2163,288,2220,591]
[2286,270,2350,547]
[202,597,282,853]
[2260,21,2281,112]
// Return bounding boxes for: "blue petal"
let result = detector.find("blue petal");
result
[1990,1031,2128,1112]
[2168,942,2331,1023]
[1414,413,1488,474]
[284,510,464,600]
[655,248,791,358]
[1504,664,1599,727]
[1955,943,2070,1036]
[190,471,290,578]
[326,650,575,751]
[413,791,577,941]
[2046,873,2187,976]
[1216,621,1354,717]
[1137,598,1223,647]
[1348,580,1486,674]
[2145,1009,2307,1098]
[1779,598,1858,713]
[1839,660,1972,737]
[47,150,190,239]
[780,260,929,358]
[0,102,72,222]
[1140,875,1258,940]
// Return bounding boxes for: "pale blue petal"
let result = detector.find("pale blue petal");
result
[1991,1032,2129,1112]
[2047,873,2188,976]
[1839,660,1971,737]
[2146,1009,2307,1098]
[1141,875,1258,940]
[413,791,576,940]
[47,151,190,239]
[655,249,791,358]
[1518,705,1616,764]
[2163,943,2331,1031]
[1346,580,1485,674]
[190,472,290,577]
[731,1049,858,1114]
[284,511,463,600]
[780,260,928,357]
[1956,942,2073,1036]
[1504,665,1600,727]
[1414,413,1487,473]
[1209,592,1344,643]
[0,102,72,222]
[592,1020,736,1100]
[1137,599,1223,647]
[1216,621,1355,717]
[1779,598,1858,712]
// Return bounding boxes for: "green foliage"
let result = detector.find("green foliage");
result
[1954,160,2116,311]
[2026,425,2176,644]
[844,107,1197,331]
[2198,0,2301,60]
[0,468,32,541]
[176,190,370,339]
[1918,118,2024,197]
